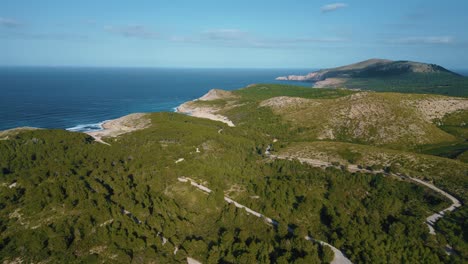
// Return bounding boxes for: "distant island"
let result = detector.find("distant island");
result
[277,59,468,96]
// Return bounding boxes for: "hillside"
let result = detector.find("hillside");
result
[276,59,468,96]
[182,84,468,159]
[182,84,467,150]
[1,84,468,263]
[259,92,467,148]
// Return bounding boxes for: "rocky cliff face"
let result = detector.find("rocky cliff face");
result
[276,72,320,81]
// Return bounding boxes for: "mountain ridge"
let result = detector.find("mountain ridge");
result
[276,59,468,96]
[276,59,460,82]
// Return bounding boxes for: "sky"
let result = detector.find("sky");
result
[0,0,467,69]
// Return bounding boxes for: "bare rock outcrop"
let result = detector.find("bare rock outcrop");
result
[405,97,468,122]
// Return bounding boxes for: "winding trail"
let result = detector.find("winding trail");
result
[178,176,352,264]
[408,177,461,234]
[272,155,462,236]
[307,237,352,264]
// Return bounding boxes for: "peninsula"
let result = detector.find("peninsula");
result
[277,59,468,96]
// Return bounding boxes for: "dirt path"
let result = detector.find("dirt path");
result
[174,154,461,263]
[177,177,352,264]
[307,237,352,264]
[407,177,461,234]
[272,155,462,236]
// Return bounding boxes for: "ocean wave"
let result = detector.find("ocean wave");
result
[66,121,106,132]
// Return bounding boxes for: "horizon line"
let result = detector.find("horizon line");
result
[1,64,467,72]
[0,64,321,70]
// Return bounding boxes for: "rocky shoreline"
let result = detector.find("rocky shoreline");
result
[85,113,151,145]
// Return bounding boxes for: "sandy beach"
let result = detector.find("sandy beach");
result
[176,103,235,127]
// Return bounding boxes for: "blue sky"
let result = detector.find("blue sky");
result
[0,0,467,68]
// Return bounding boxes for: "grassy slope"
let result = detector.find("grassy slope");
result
[192,83,467,197]
[212,85,462,150]
[179,84,466,191]
[282,93,456,148]
[233,84,355,101]
[438,110,468,162]
[417,110,468,161]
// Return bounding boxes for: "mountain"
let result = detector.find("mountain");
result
[277,59,468,96]
[277,59,459,82]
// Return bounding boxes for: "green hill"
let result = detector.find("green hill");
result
[259,91,466,148]
[193,84,467,151]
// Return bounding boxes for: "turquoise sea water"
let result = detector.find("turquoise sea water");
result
[0,67,313,132]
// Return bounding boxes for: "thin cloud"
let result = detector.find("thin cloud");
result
[170,29,349,49]
[170,29,249,44]
[202,29,248,41]
[385,22,419,29]
[321,3,348,13]
[105,25,159,39]
[284,37,348,43]
[169,35,198,43]
[83,19,97,26]
[26,33,88,40]
[388,36,454,45]
[385,9,431,29]
[403,12,428,21]
[0,31,88,40]
[0,17,22,28]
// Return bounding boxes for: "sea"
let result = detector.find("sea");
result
[0,67,314,132]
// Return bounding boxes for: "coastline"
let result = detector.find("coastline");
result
[85,113,151,145]
[1,67,313,133]
[66,88,237,144]
[175,103,235,127]
[66,121,109,133]
[0,89,233,141]
[82,88,236,143]
[174,89,236,127]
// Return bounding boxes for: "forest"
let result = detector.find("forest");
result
[1,84,467,263]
